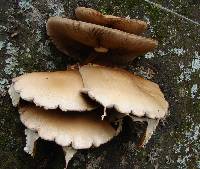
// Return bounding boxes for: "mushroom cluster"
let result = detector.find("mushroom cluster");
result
[8,7,169,169]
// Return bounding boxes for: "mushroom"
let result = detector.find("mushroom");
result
[79,64,169,145]
[47,17,157,64]
[8,69,95,111]
[75,7,147,34]
[8,7,169,168]
[19,105,120,168]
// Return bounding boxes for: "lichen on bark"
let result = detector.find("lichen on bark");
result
[0,0,199,169]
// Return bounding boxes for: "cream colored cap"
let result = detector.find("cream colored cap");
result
[9,69,95,111]
[79,64,169,119]
[19,105,117,149]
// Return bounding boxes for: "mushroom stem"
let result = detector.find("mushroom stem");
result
[131,117,159,147]
[24,129,39,157]
[63,146,77,169]
[139,119,159,147]
[94,47,108,53]
[129,116,160,147]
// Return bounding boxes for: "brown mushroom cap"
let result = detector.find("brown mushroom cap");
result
[79,64,168,119]
[19,105,117,149]
[75,7,106,26]
[47,17,157,63]
[47,17,92,59]
[9,69,95,111]
[75,7,147,34]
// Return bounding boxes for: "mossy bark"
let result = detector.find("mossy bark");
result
[0,0,199,168]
